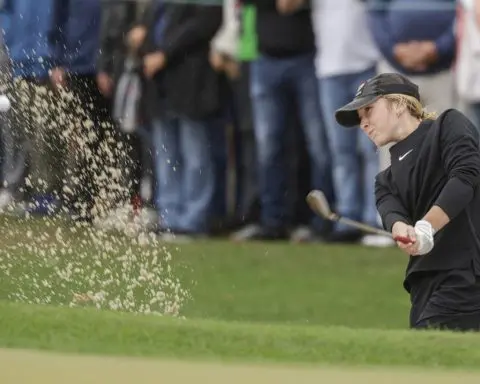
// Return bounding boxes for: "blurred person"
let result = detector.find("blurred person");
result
[93,0,158,232]
[221,1,262,233]
[51,0,115,223]
[0,10,10,205]
[209,0,262,235]
[0,0,68,214]
[232,0,334,241]
[367,0,457,169]
[455,0,480,132]
[308,0,389,245]
[142,2,224,240]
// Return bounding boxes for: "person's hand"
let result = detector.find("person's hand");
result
[392,221,417,254]
[127,26,147,51]
[96,72,113,97]
[392,220,434,256]
[143,52,166,79]
[416,41,438,66]
[224,59,240,80]
[209,50,226,72]
[276,0,304,14]
[50,67,67,89]
[393,41,438,71]
[393,42,427,71]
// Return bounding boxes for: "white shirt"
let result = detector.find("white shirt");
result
[311,0,380,78]
[211,0,239,58]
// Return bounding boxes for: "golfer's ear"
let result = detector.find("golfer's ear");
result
[393,102,406,117]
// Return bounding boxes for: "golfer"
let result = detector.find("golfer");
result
[335,72,480,332]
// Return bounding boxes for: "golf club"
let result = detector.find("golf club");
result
[306,190,412,244]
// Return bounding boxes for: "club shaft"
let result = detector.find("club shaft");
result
[337,216,392,237]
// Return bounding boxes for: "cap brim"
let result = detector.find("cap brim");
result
[335,95,380,128]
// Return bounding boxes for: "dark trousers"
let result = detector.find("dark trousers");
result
[63,74,119,220]
[4,77,63,199]
[408,268,480,332]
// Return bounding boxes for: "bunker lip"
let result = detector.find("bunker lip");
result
[2,348,480,384]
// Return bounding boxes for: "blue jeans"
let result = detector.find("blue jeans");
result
[250,53,334,231]
[152,114,216,233]
[319,67,379,232]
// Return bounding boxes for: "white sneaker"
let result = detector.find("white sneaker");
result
[93,204,133,232]
[361,234,395,248]
[290,226,314,243]
[132,207,158,232]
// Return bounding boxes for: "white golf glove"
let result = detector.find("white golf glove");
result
[413,220,435,255]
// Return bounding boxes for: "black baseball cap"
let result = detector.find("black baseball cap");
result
[335,73,421,127]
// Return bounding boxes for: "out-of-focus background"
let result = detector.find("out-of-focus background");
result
[0,0,475,246]
[2,2,480,379]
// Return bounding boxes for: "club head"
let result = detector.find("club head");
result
[306,190,335,220]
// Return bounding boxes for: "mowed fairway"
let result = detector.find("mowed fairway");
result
[2,349,480,384]
[1,216,480,382]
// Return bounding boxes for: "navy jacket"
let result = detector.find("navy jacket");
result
[1,0,67,78]
[367,0,456,75]
[2,0,102,78]
[62,0,102,75]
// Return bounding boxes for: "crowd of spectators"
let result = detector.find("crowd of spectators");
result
[0,0,477,247]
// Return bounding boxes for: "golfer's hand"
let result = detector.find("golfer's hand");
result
[392,221,417,255]
[412,220,435,256]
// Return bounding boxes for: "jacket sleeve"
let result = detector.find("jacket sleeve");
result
[375,169,412,231]
[97,1,138,74]
[366,0,397,64]
[159,5,223,63]
[434,110,480,219]
[434,21,456,69]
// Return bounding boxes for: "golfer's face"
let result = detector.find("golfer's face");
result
[358,98,395,147]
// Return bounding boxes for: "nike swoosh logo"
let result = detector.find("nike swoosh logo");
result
[399,149,413,161]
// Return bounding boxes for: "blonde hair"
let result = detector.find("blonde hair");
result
[383,94,437,121]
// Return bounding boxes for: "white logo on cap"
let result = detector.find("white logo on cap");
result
[356,81,366,97]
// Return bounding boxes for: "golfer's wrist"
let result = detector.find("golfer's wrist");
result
[415,220,436,236]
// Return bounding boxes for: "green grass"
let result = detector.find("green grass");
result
[1,301,480,370]
[4,216,479,370]
[0,216,410,329]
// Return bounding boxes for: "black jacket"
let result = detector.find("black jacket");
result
[97,0,146,78]
[149,3,224,120]
[375,109,480,289]
[242,0,315,58]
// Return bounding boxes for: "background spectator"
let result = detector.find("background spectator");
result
[0,0,68,214]
[232,0,334,242]
[367,0,457,169]
[456,0,480,131]
[144,2,224,241]
[312,0,388,246]
[0,0,474,247]
[94,0,158,232]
